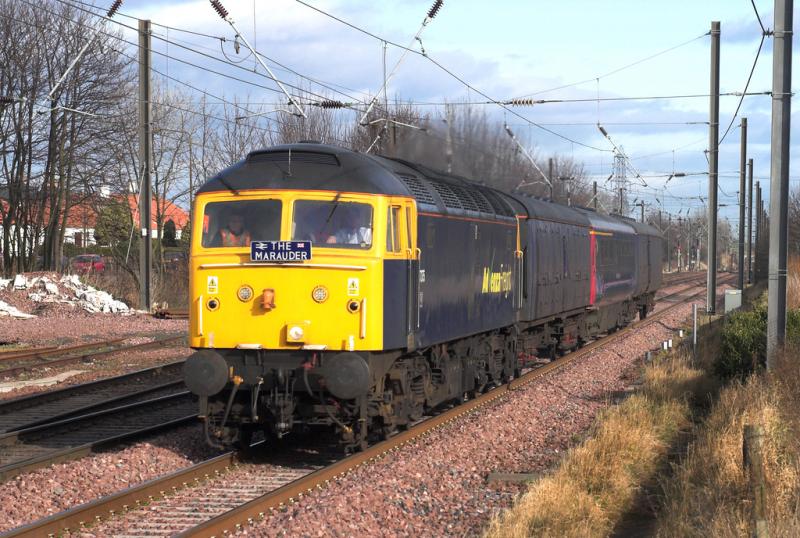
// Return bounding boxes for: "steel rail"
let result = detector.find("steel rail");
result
[0,346,58,359]
[0,339,126,363]
[181,276,727,538]
[0,360,185,433]
[0,392,197,483]
[153,309,189,319]
[0,334,185,378]
[1,450,243,538]
[1,275,726,538]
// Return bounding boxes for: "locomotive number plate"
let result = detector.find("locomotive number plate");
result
[250,241,312,262]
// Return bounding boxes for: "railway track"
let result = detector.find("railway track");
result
[0,391,197,483]
[1,275,729,538]
[662,271,706,287]
[0,334,185,378]
[0,346,58,357]
[0,361,185,434]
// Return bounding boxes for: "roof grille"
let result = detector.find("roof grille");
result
[248,151,340,166]
[463,186,494,213]
[429,181,463,210]
[397,174,437,206]
[447,183,481,212]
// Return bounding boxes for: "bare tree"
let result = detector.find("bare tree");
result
[0,0,131,275]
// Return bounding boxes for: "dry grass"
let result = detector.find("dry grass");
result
[789,256,800,310]
[82,266,188,310]
[489,270,800,538]
[654,349,800,538]
[485,351,703,538]
[653,270,800,537]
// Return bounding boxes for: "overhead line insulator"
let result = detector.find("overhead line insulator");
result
[317,100,347,109]
[210,0,229,19]
[427,0,443,19]
[106,0,123,18]
[505,98,543,106]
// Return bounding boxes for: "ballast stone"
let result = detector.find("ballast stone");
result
[0,300,36,319]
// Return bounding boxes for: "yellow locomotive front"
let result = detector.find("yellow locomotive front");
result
[184,183,417,450]
[190,189,406,352]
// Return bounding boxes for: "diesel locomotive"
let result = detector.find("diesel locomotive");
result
[183,143,663,451]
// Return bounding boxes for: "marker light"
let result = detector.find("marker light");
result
[312,285,329,303]
[237,285,254,302]
[288,325,305,341]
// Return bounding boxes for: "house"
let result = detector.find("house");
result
[125,195,190,244]
[0,192,190,249]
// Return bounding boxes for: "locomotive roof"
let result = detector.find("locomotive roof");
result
[198,143,518,220]
[197,143,411,197]
[197,143,661,238]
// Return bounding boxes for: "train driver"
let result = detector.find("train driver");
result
[214,212,252,247]
[327,205,372,246]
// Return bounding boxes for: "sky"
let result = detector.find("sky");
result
[87,0,797,226]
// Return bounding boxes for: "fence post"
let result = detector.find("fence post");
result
[743,424,769,538]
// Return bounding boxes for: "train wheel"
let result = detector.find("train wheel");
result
[234,425,255,450]
[379,422,398,441]
[262,428,288,454]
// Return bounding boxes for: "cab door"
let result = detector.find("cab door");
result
[404,202,420,349]
[383,199,418,351]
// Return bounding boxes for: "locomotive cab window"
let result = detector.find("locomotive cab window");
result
[292,200,373,249]
[201,200,281,248]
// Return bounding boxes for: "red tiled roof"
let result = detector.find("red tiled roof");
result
[0,195,189,230]
[125,195,189,230]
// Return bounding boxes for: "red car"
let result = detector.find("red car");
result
[71,254,105,273]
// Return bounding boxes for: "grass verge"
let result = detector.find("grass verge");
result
[654,347,800,537]
[485,347,707,538]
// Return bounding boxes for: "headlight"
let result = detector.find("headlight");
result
[237,285,254,302]
[311,285,328,303]
[288,325,305,341]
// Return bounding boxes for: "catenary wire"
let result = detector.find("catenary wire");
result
[512,31,710,98]
[292,0,610,152]
[51,0,372,113]
[65,0,374,104]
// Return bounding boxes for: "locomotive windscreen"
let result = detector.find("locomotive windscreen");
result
[202,199,281,248]
[292,200,373,249]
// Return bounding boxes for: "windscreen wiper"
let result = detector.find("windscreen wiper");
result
[216,175,240,196]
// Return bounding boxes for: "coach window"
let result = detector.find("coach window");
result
[387,205,402,253]
[201,200,281,248]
